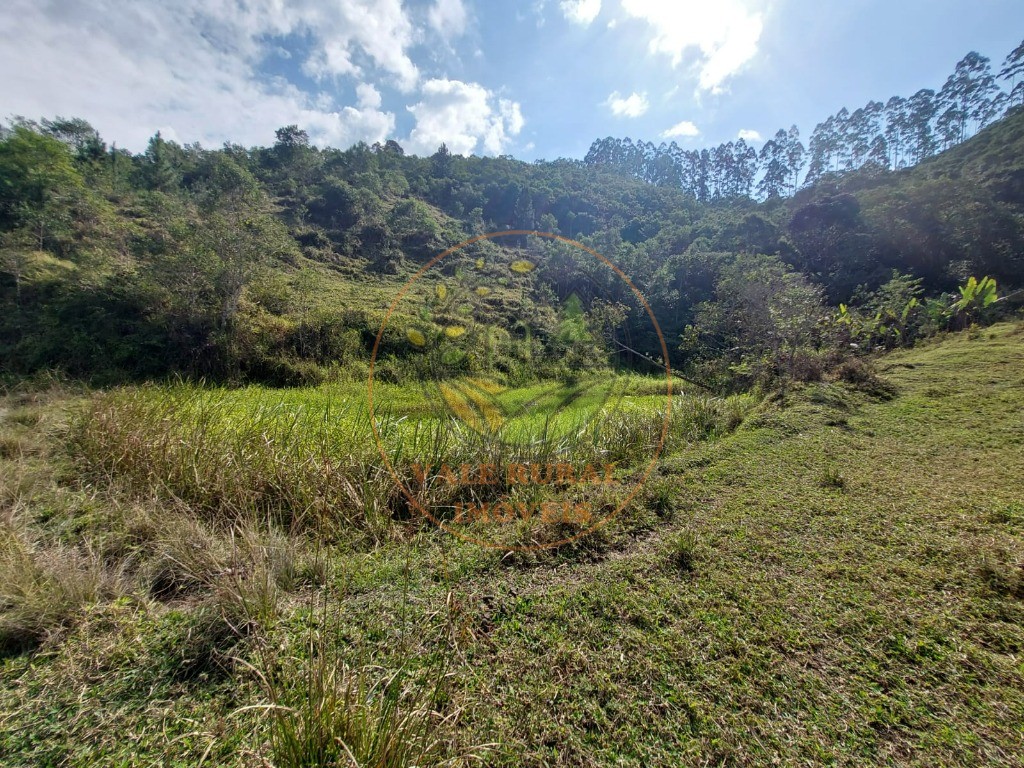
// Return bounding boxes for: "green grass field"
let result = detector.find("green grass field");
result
[1,324,1023,766]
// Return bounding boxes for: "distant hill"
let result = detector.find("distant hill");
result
[1,106,1021,385]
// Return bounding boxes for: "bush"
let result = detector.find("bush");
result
[833,357,898,399]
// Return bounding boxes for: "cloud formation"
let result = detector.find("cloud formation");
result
[429,0,469,41]
[560,0,602,26]
[738,129,762,141]
[605,91,649,118]
[311,84,395,148]
[661,120,700,138]
[0,0,407,150]
[620,0,764,93]
[407,79,524,156]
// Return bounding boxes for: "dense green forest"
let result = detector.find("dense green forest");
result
[2,45,1023,389]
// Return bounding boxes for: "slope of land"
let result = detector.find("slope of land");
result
[1,324,1023,765]
[912,105,1024,197]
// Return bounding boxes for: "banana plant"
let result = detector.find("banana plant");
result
[952,276,998,327]
[835,296,921,349]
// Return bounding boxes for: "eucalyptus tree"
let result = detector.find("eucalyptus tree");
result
[938,52,1001,142]
[784,125,805,191]
[884,96,910,169]
[757,131,789,199]
[998,38,1024,106]
[905,89,938,163]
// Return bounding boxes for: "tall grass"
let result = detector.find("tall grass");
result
[68,382,756,536]
[250,653,459,768]
[70,385,404,537]
[0,515,131,653]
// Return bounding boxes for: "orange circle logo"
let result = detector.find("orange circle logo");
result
[367,231,671,550]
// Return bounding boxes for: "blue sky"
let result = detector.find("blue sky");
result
[2,0,1022,159]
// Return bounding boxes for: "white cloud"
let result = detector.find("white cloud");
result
[356,83,383,110]
[298,0,419,92]
[309,84,395,147]
[560,0,602,25]
[0,0,409,152]
[604,91,649,118]
[620,0,765,94]
[738,129,762,141]
[429,0,468,41]
[406,79,524,156]
[661,120,700,138]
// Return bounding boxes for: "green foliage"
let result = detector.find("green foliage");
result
[835,272,925,348]
[953,275,998,321]
[668,530,698,573]
[835,271,1006,350]
[261,657,451,768]
[0,126,87,251]
[1,105,1023,388]
[680,254,827,389]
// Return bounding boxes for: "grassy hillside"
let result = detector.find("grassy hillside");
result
[2,323,1022,765]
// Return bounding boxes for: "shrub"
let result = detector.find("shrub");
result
[643,478,678,518]
[833,357,898,398]
[818,466,846,490]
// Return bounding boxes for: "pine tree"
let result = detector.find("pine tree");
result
[143,131,180,192]
[430,142,453,178]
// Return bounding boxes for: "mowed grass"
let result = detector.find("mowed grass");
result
[439,324,1024,765]
[1,324,1023,766]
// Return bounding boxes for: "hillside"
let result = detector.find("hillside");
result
[2,323,1023,765]
[912,105,1024,197]
[2,104,1023,387]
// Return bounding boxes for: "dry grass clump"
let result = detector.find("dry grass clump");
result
[0,516,131,654]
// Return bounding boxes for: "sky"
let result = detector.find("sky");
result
[2,0,1022,160]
